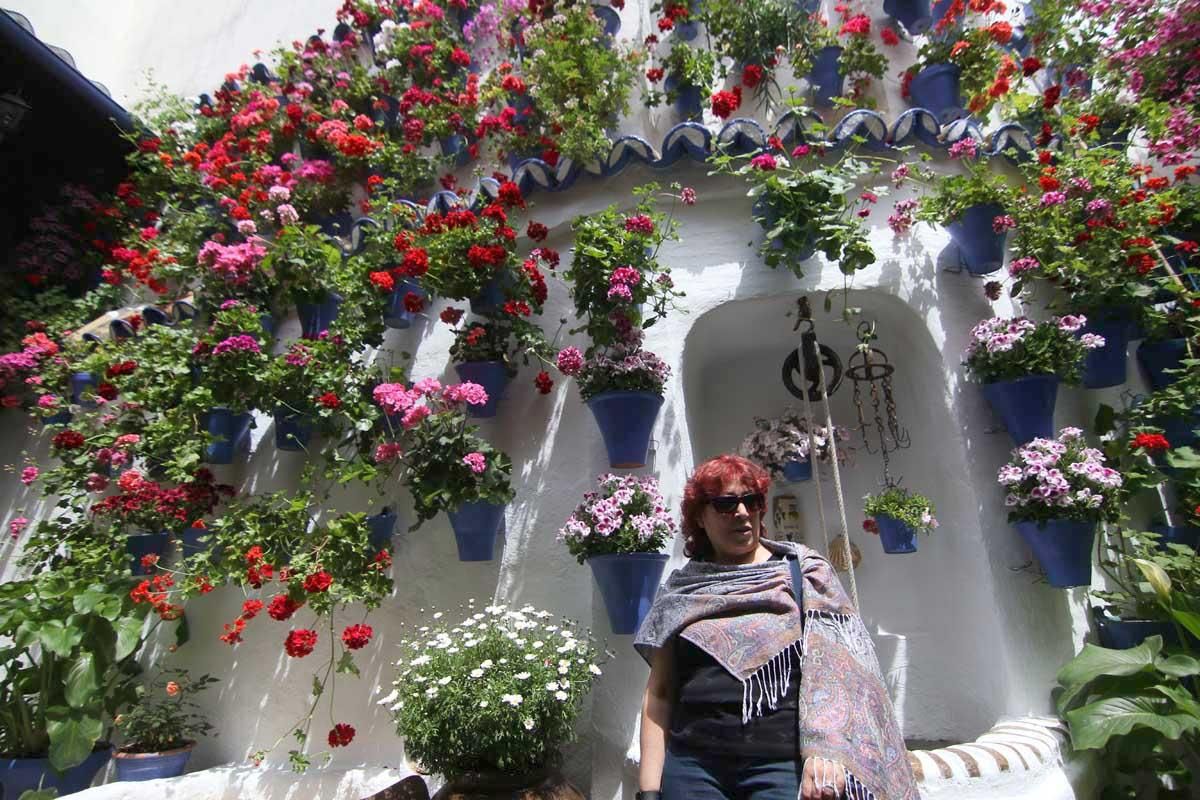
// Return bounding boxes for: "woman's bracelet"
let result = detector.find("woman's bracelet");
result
[635,792,663,800]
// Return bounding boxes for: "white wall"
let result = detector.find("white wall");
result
[0,2,1135,797]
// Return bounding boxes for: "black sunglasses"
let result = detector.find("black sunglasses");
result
[708,493,766,515]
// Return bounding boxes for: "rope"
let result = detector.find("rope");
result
[797,329,860,611]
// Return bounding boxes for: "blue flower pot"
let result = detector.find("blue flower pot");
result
[909,63,967,125]
[470,274,509,316]
[42,409,73,426]
[586,390,664,469]
[113,743,194,781]
[884,0,932,34]
[309,210,355,238]
[588,553,670,635]
[981,375,1059,446]
[1093,609,1178,650]
[274,411,314,452]
[674,13,700,40]
[260,313,276,340]
[1150,524,1200,552]
[664,75,702,120]
[945,203,1007,275]
[367,508,398,552]
[447,501,506,561]
[1136,337,1187,391]
[384,279,427,329]
[876,514,918,554]
[297,292,343,339]
[752,197,816,260]
[593,5,621,37]
[371,94,400,130]
[781,460,813,482]
[809,47,844,108]
[203,407,254,464]
[127,531,171,575]
[177,526,211,557]
[1014,518,1095,588]
[1,747,112,796]
[440,134,472,168]
[70,371,97,408]
[142,306,174,327]
[1080,314,1130,389]
[454,361,510,418]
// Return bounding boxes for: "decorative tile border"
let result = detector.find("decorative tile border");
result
[907,715,1071,784]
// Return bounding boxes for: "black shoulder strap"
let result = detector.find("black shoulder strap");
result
[785,553,805,606]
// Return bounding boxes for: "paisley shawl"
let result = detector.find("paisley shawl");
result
[634,538,917,800]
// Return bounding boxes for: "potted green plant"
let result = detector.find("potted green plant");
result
[711,144,883,284]
[903,24,1008,123]
[261,224,349,339]
[556,328,670,470]
[191,302,270,463]
[738,410,853,482]
[998,427,1124,587]
[264,337,376,453]
[863,485,938,554]
[559,474,676,634]
[700,0,801,97]
[964,315,1104,446]
[376,380,516,561]
[448,317,556,418]
[914,155,1013,275]
[647,41,717,119]
[112,669,218,781]
[791,12,887,108]
[386,602,600,795]
[0,571,154,797]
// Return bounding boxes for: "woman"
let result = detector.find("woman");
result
[634,455,916,800]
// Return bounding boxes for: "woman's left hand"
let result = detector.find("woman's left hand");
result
[800,756,846,800]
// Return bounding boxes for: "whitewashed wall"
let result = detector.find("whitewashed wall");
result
[0,2,1137,797]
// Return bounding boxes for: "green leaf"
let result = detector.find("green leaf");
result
[1065,694,1200,750]
[1093,404,1116,436]
[336,650,360,677]
[175,611,190,648]
[64,653,99,709]
[46,707,103,772]
[1056,639,1161,714]
[113,616,145,661]
[38,620,82,657]
[1157,653,1200,678]
[1169,609,1200,643]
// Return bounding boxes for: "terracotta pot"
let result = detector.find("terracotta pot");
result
[432,768,584,800]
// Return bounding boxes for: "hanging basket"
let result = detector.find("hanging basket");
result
[1013,518,1095,588]
[980,374,1059,447]
[273,411,314,452]
[586,391,663,468]
[875,514,918,554]
[909,63,967,125]
[1092,607,1178,650]
[1136,337,1187,391]
[447,501,506,561]
[203,407,254,464]
[126,531,171,574]
[883,0,933,35]
[664,75,703,120]
[587,552,669,635]
[781,459,813,483]
[384,279,427,329]
[296,291,343,339]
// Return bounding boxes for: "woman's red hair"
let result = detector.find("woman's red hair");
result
[681,454,771,560]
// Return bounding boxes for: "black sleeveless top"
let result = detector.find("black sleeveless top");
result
[667,553,799,757]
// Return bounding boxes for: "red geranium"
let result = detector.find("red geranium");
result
[51,430,85,450]
[535,370,553,394]
[341,623,373,650]
[284,628,318,657]
[1132,432,1170,452]
[268,593,302,621]
[742,64,764,89]
[327,723,355,747]
[303,570,333,593]
[241,599,264,619]
[710,87,742,119]
[527,221,548,242]
[317,392,341,409]
[369,271,395,293]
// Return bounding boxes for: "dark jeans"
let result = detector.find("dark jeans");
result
[661,744,801,800]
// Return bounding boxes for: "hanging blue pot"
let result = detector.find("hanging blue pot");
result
[809,47,845,108]
[1,747,112,797]
[981,374,1059,447]
[447,501,506,561]
[875,514,918,554]
[297,291,343,339]
[260,313,276,340]
[909,63,966,125]
[366,507,398,552]
[1153,413,1200,479]
[454,361,510,418]
[203,407,254,464]
[113,743,195,781]
[586,391,664,469]
[42,409,73,425]
[470,274,509,316]
[1136,337,1187,391]
[1093,608,1179,649]
[592,5,621,37]
[752,197,816,261]
[673,7,700,40]
[588,553,669,634]
[384,279,427,329]
[664,75,703,120]
[127,531,171,575]
[274,411,314,452]
[308,210,354,238]
[70,371,97,408]
[945,203,1007,275]
[371,95,400,130]
[781,459,813,482]
[440,134,472,168]
[177,525,211,557]
[883,0,932,34]
[1013,518,1095,588]
[1080,314,1131,389]
[1150,524,1200,552]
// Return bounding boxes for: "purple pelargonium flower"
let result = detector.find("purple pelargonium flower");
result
[211,334,262,357]
[1039,190,1068,207]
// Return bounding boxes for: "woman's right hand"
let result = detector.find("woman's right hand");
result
[800,756,846,800]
